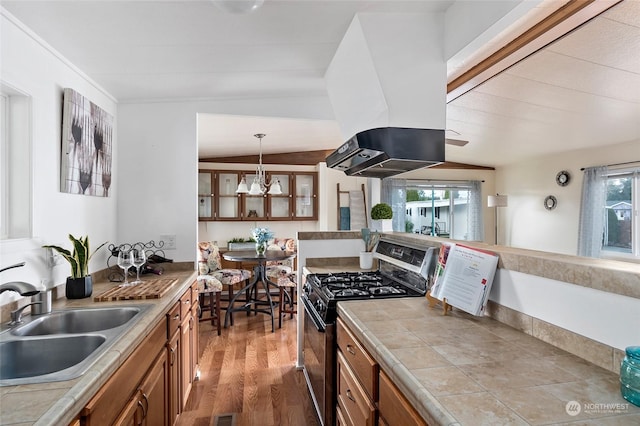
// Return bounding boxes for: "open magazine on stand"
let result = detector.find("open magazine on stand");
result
[429,242,499,316]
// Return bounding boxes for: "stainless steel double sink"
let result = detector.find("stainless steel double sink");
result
[0,305,150,386]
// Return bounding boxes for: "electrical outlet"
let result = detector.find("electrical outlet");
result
[160,234,176,250]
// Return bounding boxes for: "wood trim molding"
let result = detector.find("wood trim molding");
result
[431,162,494,170]
[447,0,622,102]
[200,149,334,166]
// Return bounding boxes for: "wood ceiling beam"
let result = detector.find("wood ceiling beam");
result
[431,162,494,171]
[447,0,622,102]
[200,150,334,166]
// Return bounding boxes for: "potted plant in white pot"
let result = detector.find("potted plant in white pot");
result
[370,203,393,232]
[43,234,107,299]
[359,228,380,270]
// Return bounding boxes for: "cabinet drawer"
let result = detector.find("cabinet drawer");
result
[190,281,199,305]
[167,301,181,339]
[180,288,193,319]
[336,403,349,426]
[337,317,378,400]
[337,351,376,426]
[379,370,427,426]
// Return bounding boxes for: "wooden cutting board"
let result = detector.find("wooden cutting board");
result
[94,278,179,302]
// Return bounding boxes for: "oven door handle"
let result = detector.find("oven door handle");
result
[302,296,326,332]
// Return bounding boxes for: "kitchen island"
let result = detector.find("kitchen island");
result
[0,265,197,425]
[337,297,640,425]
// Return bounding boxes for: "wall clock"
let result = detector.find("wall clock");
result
[556,170,570,186]
[544,195,557,210]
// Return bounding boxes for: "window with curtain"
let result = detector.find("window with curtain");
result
[382,179,483,241]
[578,165,639,261]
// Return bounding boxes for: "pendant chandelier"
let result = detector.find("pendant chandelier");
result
[236,133,282,195]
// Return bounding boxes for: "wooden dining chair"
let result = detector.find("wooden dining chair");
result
[265,238,298,328]
[197,242,252,327]
[196,275,223,335]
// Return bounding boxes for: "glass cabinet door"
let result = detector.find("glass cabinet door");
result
[242,173,267,220]
[268,173,291,219]
[198,171,215,220]
[217,172,240,219]
[294,173,317,219]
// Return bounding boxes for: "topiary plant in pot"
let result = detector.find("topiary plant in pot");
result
[43,234,107,299]
[370,202,393,232]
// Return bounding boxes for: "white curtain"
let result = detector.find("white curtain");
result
[467,180,484,241]
[577,166,608,257]
[381,178,406,232]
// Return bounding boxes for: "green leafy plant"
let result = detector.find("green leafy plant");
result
[229,237,248,243]
[43,234,107,279]
[371,203,393,220]
[361,228,380,252]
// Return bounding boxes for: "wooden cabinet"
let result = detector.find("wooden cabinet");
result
[180,282,199,409]
[336,317,377,400]
[198,170,242,221]
[379,370,427,426]
[167,326,180,425]
[337,351,376,426]
[336,317,377,426]
[81,320,167,425]
[336,317,427,426]
[113,350,168,426]
[198,169,317,221]
[81,284,199,426]
[292,172,317,220]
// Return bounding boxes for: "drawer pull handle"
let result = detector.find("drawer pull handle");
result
[174,314,180,321]
[136,400,145,425]
[346,389,355,402]
[346,345,356,356]
[184,300,190,305]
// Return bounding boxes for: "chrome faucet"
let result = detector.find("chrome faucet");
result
[0,281,43,296]
[0,261,43,296]
[9,302,42,325]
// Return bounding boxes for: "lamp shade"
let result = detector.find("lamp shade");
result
[249,181,263,195]
[267,179,282,195]
[488,194,508,207]
[236,178,249,193]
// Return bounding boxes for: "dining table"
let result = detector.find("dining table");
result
[222,249,296,332]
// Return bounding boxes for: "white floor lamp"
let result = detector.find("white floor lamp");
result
[487,194,508,245]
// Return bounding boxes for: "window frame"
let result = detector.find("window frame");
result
[600,167,640,262]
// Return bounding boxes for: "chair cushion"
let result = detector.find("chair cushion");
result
[197,241,252,286]
[197,241,222,274]
[276,271,297,287]
[211,269,251,286]
[197,275,223,293]
[265,238,296,273]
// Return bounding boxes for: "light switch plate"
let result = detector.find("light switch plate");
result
[160,234,176,250]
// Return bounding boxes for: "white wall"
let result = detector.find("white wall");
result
[117,96,336,262]
[0,10,117,303]
[498,138,640,256]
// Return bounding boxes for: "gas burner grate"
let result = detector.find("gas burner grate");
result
[369,286,406,296]
[334,288,370,298]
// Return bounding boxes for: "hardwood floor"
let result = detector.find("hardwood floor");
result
[178,311,319,426]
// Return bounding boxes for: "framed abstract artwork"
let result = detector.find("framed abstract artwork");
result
[61,88,113,196]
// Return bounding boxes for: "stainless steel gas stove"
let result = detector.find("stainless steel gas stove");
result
[302,238,438,426]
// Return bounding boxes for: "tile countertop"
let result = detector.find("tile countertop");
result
[0,266,196,426]
[337,297,640,426]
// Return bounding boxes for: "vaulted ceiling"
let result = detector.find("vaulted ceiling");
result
[3,0,639,167]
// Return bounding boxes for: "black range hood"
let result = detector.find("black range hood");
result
[326,127,445,179]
